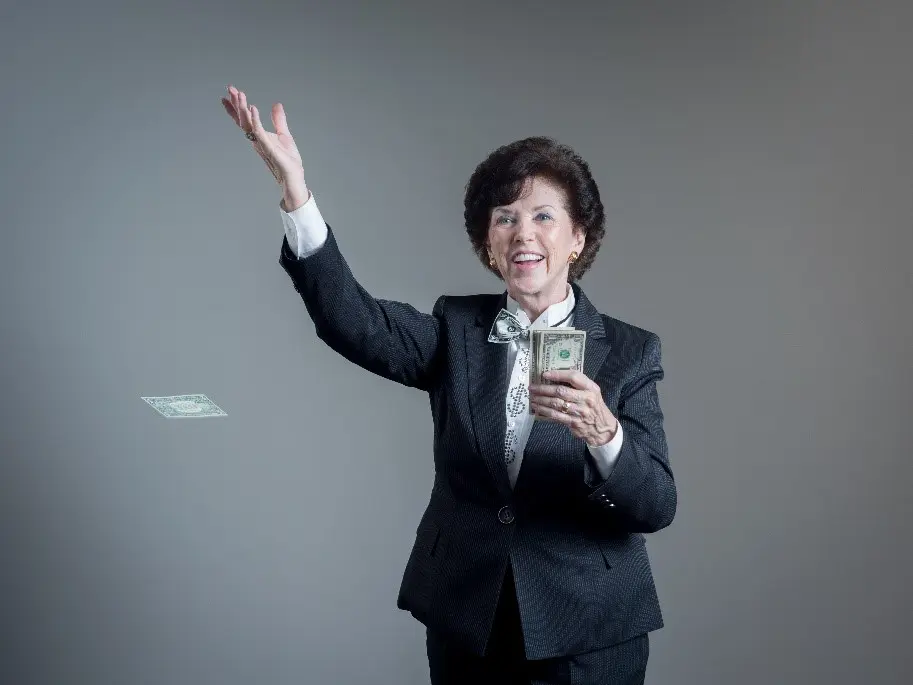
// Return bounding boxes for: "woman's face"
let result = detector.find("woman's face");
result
[486,176,585,311]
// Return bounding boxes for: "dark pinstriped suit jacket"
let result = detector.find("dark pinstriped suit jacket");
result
[280,227,676,660]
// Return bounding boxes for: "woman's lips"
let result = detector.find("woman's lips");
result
[511,253,545,271]
[513,259,543,271]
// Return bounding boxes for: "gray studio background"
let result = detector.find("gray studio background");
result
[2,1,911,683]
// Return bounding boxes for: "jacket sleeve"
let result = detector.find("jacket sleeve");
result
[279,225,445,392]
[586,332,676,533]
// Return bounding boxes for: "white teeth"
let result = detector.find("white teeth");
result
[513,254,544,263]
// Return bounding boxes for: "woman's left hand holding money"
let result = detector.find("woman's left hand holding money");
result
[529,370,619,447]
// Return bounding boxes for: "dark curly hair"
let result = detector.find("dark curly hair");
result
[463,136,606,282]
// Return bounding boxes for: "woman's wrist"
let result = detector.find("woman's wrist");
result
[280,181,310,212]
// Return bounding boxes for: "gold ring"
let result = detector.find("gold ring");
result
[562,399,570,413]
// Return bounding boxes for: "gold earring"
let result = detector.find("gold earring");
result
[568,251,579,263]
[489,255,496,267]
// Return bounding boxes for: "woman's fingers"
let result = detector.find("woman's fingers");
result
[221,97,240,126]
[272,102,290,136]
[250,104,267,137]
[249,105,275,155]
[250,104,295,182]
[529,382,584,405]
[224,84,305,187]
[225,86,247,131]
[227,85,253,132]
[228,86,241,118]
[225,87,292,145]
[542,369,593,390]
[237,90,253,131]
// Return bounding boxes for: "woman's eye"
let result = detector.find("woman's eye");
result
[495,215,513,224]
[536,213,553,221]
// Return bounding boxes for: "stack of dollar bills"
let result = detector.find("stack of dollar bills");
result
[529,329,586,415]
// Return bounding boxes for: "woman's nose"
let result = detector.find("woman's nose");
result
[513,217,537,240]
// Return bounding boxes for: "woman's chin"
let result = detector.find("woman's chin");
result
[506,273,551,300]
[506,274,542,293]
[506,269,570,302]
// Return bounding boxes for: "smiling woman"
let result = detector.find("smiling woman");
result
[484,177,586,322]
[463,136,607,318]
[222,85,674,685]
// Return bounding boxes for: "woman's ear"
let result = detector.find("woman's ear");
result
[573,228,586,254]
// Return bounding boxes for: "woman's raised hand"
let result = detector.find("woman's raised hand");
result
[221,85,310,210]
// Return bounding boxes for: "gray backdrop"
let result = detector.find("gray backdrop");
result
[2,1,911,683]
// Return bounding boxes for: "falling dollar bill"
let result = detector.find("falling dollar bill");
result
[142,394,227,418]
[529,329,586,414]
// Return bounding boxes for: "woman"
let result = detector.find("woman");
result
[222,85,676,685]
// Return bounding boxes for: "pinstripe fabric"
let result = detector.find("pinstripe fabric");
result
[427,564,649,684]
[279,227,676,664]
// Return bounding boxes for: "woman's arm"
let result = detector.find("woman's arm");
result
[221,86,446,391]
[280,226,446,392]
[586,333,676,533]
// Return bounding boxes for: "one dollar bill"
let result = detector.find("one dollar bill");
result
[142,394,227,418]
[529,329,586,412]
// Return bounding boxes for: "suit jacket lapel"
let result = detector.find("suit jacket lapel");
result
[518,285,612,487]
[574,285,612,382]
[465,293,513,497]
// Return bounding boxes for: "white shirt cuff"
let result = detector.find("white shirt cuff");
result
[280,192,328,258]
[587,423,624,481]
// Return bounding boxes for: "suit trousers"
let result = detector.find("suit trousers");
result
[426,564,649,685]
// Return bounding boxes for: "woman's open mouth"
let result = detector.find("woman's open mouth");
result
[512,252,545,271]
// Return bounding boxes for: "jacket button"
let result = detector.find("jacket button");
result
[498,506,515,524]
